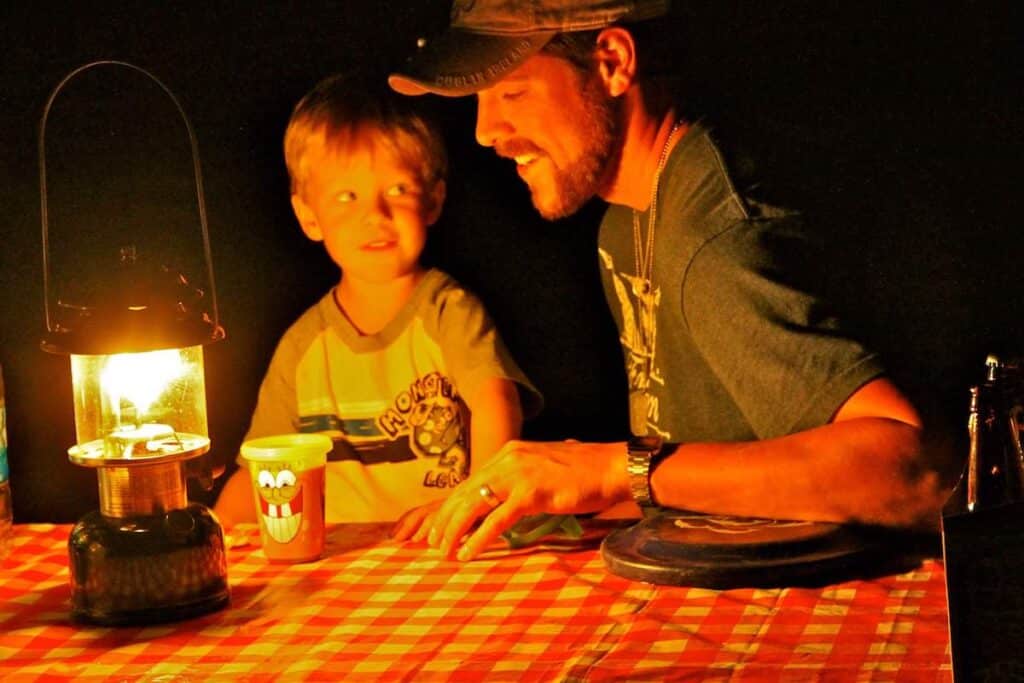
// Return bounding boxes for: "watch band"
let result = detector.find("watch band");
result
[627,435,665,507]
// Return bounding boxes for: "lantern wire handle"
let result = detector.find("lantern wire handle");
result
[38,60,222,339]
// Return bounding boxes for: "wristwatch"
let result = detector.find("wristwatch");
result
[626,435,665,508]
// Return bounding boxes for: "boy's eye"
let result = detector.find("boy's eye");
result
[386,183,409,198]
[335,191,356,203]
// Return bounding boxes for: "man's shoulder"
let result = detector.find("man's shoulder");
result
[661,123,802,245]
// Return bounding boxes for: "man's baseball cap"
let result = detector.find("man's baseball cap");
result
[389,0,670,97]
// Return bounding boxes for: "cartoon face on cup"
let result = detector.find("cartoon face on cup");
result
[240,433,331,563]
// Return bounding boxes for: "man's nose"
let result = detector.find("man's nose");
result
[474,92,510,148]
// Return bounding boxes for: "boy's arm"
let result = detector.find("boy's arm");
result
[213,467,258,528]
[391,376,523,542]
[467,377,524,470]
[431,278,538,459]
[213,322,303,528]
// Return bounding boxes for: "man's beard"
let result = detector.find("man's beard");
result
[517,74,619,221]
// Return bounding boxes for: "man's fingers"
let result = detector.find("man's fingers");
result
[428,492,459,548]
[455,495,528,561]
[411,509,436,542]
[390,515,411,540]
[391,505,430,541]
[438,491,494,558]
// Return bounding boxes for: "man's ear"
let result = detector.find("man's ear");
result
[594,27,637,98]
[425,179,446,226]
[291,193,323,241]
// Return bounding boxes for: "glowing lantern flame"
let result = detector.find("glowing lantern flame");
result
[101,349,186,420]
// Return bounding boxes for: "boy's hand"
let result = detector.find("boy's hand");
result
[390,500,444,542]
[213,467,259,528]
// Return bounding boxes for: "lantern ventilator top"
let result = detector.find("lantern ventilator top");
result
[39,60,224,357]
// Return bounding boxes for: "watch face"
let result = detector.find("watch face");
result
[628,435,663,453]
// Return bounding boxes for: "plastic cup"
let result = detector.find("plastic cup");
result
[240,433,331,563]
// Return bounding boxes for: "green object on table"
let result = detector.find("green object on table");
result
[502,514,584,549]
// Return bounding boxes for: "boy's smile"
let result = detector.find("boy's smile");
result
[362,238,397,250]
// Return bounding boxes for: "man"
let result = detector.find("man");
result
[389,0,950,561]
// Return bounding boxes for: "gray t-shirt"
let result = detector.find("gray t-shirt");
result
[598,122,883,442]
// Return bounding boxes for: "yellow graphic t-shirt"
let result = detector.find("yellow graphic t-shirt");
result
[243,269,539,522]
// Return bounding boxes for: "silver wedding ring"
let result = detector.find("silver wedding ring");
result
[478,484,501,509]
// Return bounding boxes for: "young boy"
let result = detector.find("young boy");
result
[214,71,539,538]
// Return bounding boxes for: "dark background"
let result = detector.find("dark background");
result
[0,2,1019,522]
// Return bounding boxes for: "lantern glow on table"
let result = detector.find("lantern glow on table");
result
[39,61,229,625]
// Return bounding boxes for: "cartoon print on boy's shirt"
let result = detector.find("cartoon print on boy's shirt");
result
[377,372,468,488]
[297,373,468,487]
[254,464,303,543]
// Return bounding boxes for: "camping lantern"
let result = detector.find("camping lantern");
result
[39,61,229,625]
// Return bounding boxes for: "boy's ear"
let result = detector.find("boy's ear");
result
[425,179,446,226]
[594,27,637,98]
[291,194,323,241]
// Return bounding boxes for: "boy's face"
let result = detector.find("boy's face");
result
[291,134,443,285]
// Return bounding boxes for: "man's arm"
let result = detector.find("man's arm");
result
[428,377,950,560]
[650,377,943,528]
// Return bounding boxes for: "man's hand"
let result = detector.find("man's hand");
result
[391,500,444,542]
[427,440,630,561]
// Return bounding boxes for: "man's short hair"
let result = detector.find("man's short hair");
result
[540,30,602,73]
[285,71,447,196]
[544,18,679,77]
[541,22,685,118]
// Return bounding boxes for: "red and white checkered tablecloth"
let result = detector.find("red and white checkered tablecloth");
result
[0,523,952,682]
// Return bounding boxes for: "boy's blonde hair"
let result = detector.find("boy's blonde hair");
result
[284,71,447,197]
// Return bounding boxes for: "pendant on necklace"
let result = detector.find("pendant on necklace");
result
[632,278,651,298]
[629,390,650,436]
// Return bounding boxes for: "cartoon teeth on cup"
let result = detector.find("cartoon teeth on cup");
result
[240,433,331,563]
[255,464,303,543]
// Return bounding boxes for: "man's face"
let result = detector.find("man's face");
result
[475,52,618,220]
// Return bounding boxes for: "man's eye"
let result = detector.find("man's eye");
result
[336,191,356,203]
[502,90,525,101]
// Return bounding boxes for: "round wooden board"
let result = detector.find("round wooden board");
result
[600,510,913,588]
